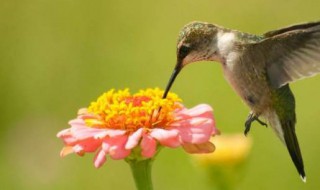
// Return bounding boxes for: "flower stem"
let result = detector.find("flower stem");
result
[128,159,154,190]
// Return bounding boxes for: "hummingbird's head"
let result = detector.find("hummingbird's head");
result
[163,21,219,98]
[176,21,219,67]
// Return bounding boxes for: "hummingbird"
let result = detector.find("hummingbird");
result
[162,21,320,181]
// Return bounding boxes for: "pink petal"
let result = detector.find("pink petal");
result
[68,118,87,128]
[93,129,126,139]
[105,136,131,160]
[77,138,102,152]
[125,128,144,149]
[69,119,122,139]
[67,138,102,156]
[69,119,101,139]
[149,129,180,148]
[102,140,111,152]
[171,118,214,144]
[73,145,85,156]
[57,128,71,138]
[170,104,217,144]
[141,134,157,158]
[94,149,107,168]
[176,104,214,119]
[60,146,74,157]
[182,142,216,154]
[57,129,78,145]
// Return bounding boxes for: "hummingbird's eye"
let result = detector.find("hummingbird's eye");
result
[179,45,191,59]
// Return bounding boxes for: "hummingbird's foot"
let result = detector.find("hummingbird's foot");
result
[244,113,268,136]
[255,118,268,128]
[244,114,254,136]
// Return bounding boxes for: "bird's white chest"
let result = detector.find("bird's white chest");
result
[217,31,238,70]
[217,31,236,57]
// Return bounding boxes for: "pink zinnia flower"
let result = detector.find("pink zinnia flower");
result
[57,88,219,168]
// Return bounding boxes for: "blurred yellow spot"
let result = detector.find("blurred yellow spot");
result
[193,134,252,166]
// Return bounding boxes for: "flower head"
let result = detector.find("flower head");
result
[57,88,218,168]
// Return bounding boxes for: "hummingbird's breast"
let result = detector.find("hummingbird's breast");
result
[222,51,272,115]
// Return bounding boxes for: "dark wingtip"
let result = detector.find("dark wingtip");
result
[300,175,307,183]
[298,167,306,183]
[282,120,306,182]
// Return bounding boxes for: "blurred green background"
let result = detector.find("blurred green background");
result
[1,0,320,189]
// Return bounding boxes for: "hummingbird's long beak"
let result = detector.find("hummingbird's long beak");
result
[162,60,182,99]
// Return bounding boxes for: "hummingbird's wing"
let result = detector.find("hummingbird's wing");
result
[263,21,320,37]
[246,22,320,88]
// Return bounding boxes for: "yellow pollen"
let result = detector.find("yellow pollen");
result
[86,88,182,131]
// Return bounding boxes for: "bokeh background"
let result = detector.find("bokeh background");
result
[1,0,320,189]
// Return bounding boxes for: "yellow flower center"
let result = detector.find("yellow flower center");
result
[85,88,182,132]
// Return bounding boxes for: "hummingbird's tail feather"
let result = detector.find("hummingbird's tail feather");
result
[281,119,306,182]
[267,84,306,181]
